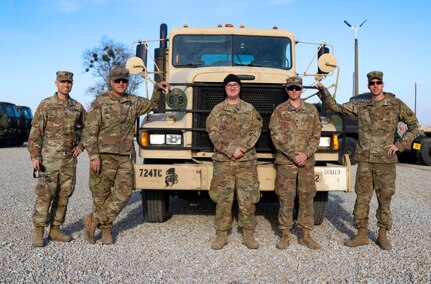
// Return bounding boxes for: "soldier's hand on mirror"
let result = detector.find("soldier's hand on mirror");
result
[156,81,170,93]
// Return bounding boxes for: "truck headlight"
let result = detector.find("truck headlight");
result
[166,134,182,145]
[319,137,331,147]
[148,133,182,145]
[149,134,165,145]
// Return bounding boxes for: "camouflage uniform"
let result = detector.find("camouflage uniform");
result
[28,91,85,227]
[269,99,322,230]
[206,100,262,231]
[318,79,419,230]
[82,85,163,229]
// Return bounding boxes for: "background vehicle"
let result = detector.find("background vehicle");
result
[398,125,431,166]
[0,102,20,147]
[414,125,431,165]
[16,105,33,146]
[127,24,352,224]
[330,93,372,165]
[330,93,431,166]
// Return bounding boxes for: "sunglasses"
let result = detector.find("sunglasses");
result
[226,83,240,88]
[114,79,128,84]
[286,85,303,91]
[369,81,383,86]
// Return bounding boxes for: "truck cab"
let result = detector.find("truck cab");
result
[127,24,352,223]
[16,105,33,146]
[0,102,20,147]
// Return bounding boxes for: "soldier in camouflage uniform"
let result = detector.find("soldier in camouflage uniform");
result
[316,71,419,250]
[28,71,86,247]
[206,74,263,250]
[82,67,168,245]
[269,76,322,250]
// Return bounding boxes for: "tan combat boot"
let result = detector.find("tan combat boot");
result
[48,225,72,242]
[298,228,321,250]
[32,226,44,248]
[376,227,392,250]
[344,227,369,247]
[242,229,259,249]
[211,230,228,250]
[83,214,100,244]
[276,229,290,250]
[101,228,114,245]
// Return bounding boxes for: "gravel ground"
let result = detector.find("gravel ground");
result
[0,145,430,283]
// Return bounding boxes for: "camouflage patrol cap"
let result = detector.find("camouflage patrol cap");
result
[56,71,74,82]
[367,71,383,82]
[285,76,303,87]
[110,67,129,81]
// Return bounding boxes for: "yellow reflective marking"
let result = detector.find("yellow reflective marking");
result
[413,143,421,150]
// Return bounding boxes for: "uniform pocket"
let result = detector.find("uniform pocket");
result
[89,171,103,188]
[251,180,261,204]
[209,162,230,203]
[208,186,220,203]
[35,175,48,194]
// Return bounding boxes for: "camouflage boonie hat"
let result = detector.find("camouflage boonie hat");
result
[367,71,383,82]
[110,67,129,81]
[285,76,303,87]
[56,71,73,82]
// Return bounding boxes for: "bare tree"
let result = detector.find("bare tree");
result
[82,37,142,96]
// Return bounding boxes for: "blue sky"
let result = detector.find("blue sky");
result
[1,0,430,125]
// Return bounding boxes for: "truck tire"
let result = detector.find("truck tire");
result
[6,135,17,147]
[142,190,169,223]
[397,150,417,164]
[418,138,431,166]
[292,191,328,225]
[313,191,328,225]
[339,137,357,165]
[15,136,25,147]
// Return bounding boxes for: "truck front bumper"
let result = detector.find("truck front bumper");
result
[134,155,352,192]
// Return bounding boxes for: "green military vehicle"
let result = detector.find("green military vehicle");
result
[16,105,33,146]
[126,23,353,224]
[0,102,20,147]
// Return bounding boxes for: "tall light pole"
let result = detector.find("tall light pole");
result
[344,19,367,96]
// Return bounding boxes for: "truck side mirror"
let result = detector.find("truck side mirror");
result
[317,46,330,74]
[126,57,145,75]
[317,53,337,74]
[136,43,148,67]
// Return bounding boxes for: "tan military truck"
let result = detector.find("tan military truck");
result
[126,23,352,224]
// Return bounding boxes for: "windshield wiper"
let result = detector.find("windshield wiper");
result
[234,63,262,67]
[176,63,204,67]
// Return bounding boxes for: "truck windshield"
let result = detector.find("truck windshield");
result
[172,35,292,69]
[6,105,19,117]
[24,108,33,119]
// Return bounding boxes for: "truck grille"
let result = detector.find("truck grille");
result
[193,83,288,152]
